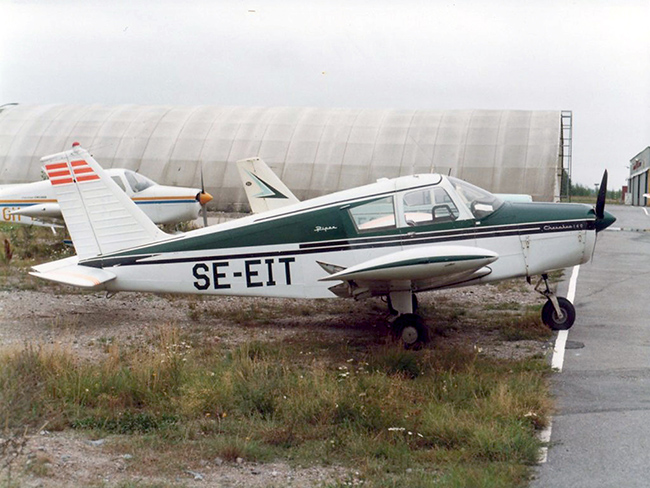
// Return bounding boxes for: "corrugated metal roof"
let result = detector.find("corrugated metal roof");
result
[0,104,562,208]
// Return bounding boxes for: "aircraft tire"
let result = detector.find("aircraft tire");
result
[541,297,576,331]
[392,313,429,349]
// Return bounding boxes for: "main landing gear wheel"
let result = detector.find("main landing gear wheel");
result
[392,313,429,349]
[541,297,576,331]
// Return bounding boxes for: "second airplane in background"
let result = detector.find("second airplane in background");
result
[1,148,212,229]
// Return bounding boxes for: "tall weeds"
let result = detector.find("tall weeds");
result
[0,326,552,486]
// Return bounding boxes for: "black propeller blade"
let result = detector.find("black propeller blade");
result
[595,170,607,220]
[593,169,616,233]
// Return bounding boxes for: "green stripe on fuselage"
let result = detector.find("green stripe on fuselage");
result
[97,199,594,261]
[479,201,594,227]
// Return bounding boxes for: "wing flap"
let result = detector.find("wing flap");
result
[319,246,498,282]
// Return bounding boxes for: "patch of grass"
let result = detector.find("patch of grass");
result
[498,312,553,342]
[0,223,75,291]
[0,325,553,487]
[185,296,365,326]
[72,412,179,434]
[0,223,72,263]
[484,301,521,311]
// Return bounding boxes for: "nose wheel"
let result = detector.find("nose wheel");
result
[534,274,576,330]
[541,296,575,330]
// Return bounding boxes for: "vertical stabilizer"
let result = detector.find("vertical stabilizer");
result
[41,144,167,258]
[236,157,300,213]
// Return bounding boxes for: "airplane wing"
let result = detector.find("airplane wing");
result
[318,245,498,294]
[30,255,116,288]
[236,157,300,213]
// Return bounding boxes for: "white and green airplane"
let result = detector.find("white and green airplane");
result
[31,144,615,347]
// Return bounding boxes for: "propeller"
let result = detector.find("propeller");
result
[588,170,614,261]
[593,170,616,233]
[195,163,213,227]
[595,170,607,221]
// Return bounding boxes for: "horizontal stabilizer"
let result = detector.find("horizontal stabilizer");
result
[31,257,115,288]
[319,246,498,282]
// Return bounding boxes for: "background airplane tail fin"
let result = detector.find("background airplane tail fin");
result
[236,157,300,213]
[41,144,167,259]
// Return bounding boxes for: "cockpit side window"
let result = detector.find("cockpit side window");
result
[124,171,155,193]
[448,177,503,220]
[348,196,396,232]
[402,187,459,226]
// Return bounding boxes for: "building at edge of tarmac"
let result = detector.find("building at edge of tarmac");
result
[629,147,650,206]
[0,104,572,211]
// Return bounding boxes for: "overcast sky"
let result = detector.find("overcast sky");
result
[1,0,648,188]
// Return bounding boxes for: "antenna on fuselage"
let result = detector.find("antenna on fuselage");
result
[406,133,435,175]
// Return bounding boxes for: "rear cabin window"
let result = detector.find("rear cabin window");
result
[348,196,396,232]
[403,187,459,226]
[125,170,155,193]
[111,176,126,192]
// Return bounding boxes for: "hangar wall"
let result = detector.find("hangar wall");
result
[0,104,564,210]
[629,147,650,206]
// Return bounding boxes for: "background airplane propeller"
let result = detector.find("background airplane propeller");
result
[195,163,213,227]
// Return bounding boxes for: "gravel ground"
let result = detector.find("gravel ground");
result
[0,273,552,487]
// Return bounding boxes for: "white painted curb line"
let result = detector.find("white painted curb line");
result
[539,264,580,463]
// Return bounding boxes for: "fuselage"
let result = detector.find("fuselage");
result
[80,174,612,299]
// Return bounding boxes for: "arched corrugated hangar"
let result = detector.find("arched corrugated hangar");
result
[0,104,567,210]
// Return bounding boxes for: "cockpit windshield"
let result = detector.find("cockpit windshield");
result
[448,177,504,220]
[124,170,155,193]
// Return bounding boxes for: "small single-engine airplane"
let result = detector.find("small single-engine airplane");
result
[31,144,615,347]
[1,149,212,229]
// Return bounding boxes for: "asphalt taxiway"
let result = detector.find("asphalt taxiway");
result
[533,204,650,487]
